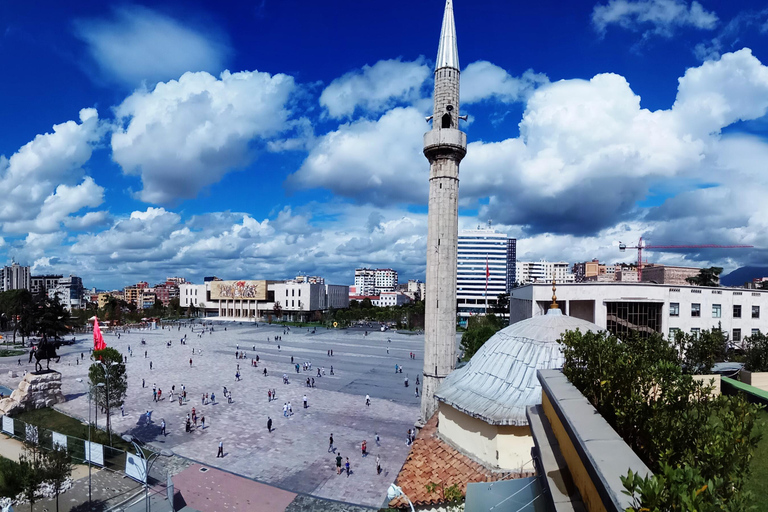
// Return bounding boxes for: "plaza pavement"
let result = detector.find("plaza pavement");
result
[0,322,432,509]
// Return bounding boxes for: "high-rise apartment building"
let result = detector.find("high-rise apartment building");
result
[354,268,398,295]
[31,275,62,296]
[456,227,516,319]
[515,260,575,285]
[1,262,31,292]
[48,275,85,310]
[374,268,398,293]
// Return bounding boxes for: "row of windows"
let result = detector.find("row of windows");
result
[670,302,759,319]
[669,327,760,342]
[285,289,302,297]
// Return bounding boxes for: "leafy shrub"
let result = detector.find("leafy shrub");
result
[460,314,503,360]
[673,326,728,375]
[559,330,762,511]
[743,332,768,372]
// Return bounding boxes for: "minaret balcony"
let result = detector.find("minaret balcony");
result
[423,128,467,160]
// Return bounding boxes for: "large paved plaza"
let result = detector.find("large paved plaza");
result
[0,322,431,508]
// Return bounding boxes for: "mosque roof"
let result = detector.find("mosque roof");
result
[436,0,459,70]
[435,307,602,426]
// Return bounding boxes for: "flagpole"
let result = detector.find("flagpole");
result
[485,256,489,316]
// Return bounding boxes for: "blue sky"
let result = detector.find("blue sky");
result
[1,0,767,289]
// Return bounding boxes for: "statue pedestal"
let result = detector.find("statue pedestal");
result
[0,371,65,416]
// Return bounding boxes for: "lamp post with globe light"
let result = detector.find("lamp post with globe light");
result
[387,484,415,512]
[121,434,172,512]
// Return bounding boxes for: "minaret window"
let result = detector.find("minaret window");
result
[442,113,452,128]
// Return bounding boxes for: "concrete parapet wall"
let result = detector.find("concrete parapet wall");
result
[538,369,652,512]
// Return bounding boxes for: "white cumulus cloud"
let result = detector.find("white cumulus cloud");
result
[111,69,297,204]
[461,62,549,104]
[592,0,718,38]
[74,5,231,87]
[320,58,431,119]
[0,108,104,234]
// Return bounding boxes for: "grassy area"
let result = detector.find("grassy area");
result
[746,410,768,508]
[0,456,22,498]
[0,349,26,358]
[15,408,133,451]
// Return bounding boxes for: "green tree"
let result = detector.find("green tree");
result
[685,267,723,287]
[0,289,35,344]
[743,331,768,372]
[492,292,510,316]
[460,314,503,360]
[43,445,72,512]
[89,347,128,444]
[168,297,182,317]
[673,325,727,375]
[35,293,70,340]
[18,442,45,512]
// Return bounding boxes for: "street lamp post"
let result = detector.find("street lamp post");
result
[76,378,104,510]
[387,484,415,512]
[122,434,172,512]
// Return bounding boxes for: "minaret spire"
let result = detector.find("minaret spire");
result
[436,0,459,71]
[421,0,466,424]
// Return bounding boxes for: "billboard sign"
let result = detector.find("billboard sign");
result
[125,452,148,483]
[52,432,67,449]
[85,442,104,466]
[210,280,267,301]
[1,417,12,435]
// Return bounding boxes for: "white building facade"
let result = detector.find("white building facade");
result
[1,262,31,292]
[48,275,85,311]
[515,260,574,285]
[354,269,376,296]
[510,282,768,345]
[457,228,516,319]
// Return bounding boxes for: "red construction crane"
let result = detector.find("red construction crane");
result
[618,236,754,280]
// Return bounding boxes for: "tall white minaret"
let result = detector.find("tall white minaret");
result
[421,0,466,423]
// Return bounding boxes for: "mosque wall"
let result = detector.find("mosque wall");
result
[437,403,534,472]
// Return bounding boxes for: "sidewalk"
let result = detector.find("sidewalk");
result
[0,433,143,512]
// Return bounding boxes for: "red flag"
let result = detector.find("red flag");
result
[93,318,107,351]
[485,257,490,292]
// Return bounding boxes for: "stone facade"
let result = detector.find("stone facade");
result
[0,371,65,416]
[422,0,466,423]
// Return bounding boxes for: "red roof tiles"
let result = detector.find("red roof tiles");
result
[389,414,534,508]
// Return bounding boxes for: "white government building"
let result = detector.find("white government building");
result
[180,278,349,322]
[510,282,768,343]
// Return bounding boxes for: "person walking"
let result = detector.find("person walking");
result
[365,395,371,407]
[376,455,381,475]
[201,415,205,429]
[375,432,380,446]
[189,358,193,367]
[268,389,272,402]
[335,453,343,475]
[328,434,334,453]
[283,403,288,417]
[303,394,308,408]
[361,440,367,457]
[267,417,273,433]
[345,457,351,477]
[217,441,224,458]
[160,419,166,436]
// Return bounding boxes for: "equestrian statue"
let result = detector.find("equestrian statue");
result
[29,337,61,373]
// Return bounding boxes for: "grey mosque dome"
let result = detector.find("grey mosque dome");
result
[435,298,602,427]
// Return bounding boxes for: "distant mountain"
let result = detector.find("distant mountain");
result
[721,267,768,287]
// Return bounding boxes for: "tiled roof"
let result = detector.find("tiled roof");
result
[389,414,534,509]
